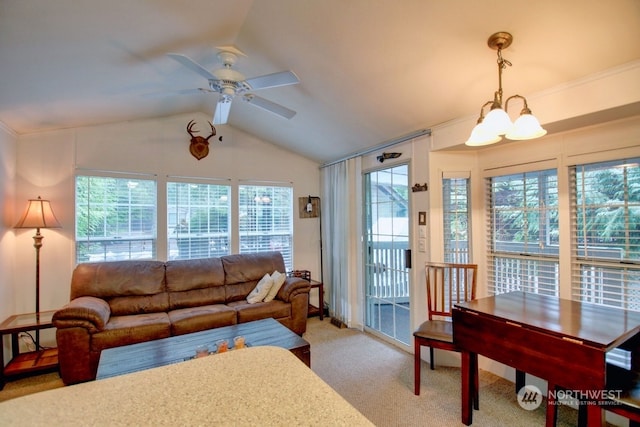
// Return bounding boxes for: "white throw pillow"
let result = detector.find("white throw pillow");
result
[246,273,274,304]
[263,270,286,302]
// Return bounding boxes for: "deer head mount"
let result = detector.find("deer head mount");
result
[186,120,221,160]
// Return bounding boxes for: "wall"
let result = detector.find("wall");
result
[0,124,17,362]
[0,123,17,364]
[11,112,321,350]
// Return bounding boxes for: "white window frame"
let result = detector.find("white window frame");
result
[238,183,294,270]
[167,178,231,260]
[570,157,640,310]
[442,171,471,264]
[75,171,157,263]
[485,168,560,296]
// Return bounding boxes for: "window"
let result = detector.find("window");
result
[239,184,293,269]
[443,174,471,263]
[76,175,157,263]
[570,158,640,310]
[75,175,296,266]
[487,169,559,296]
[167,181,231,260]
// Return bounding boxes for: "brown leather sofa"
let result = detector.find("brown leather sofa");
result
[52,251,310,385]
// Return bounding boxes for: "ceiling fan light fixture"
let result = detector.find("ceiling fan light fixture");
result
[465,32,546,147]
[212,67,245,83]
[168,47,299,125]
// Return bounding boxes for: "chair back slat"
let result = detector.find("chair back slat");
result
[426,262,477,320]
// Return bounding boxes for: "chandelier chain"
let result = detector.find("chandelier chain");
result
[496,48,512,69]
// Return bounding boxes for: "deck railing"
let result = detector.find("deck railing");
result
[366,241,410,299]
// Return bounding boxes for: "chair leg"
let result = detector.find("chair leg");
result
[429,347,435,370]
[414,340,421,396]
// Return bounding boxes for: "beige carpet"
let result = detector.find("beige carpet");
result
[1,317,582,426]
[304,317,580,427]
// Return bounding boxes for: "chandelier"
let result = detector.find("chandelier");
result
[465,32,547,146]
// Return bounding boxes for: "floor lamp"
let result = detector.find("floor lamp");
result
[14,196,61,350]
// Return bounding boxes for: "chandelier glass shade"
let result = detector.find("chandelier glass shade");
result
[465,32,547,147]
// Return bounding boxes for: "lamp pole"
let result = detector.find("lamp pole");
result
[32,227,44,348]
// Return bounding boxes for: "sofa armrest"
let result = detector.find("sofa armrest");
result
[278,277,311,302]
[52,296,111,333]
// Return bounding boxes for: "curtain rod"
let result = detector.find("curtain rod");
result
[320,128,431,169]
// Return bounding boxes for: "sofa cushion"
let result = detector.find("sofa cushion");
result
[229,300,291,324]
[109,292,170,316]
[71,260,166,300]
[168,305,237,336]
[91,312,171,351]
[222,252,286,302]
[166,258,226,309]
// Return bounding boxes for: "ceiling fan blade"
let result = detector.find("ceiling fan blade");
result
[244,71,299,91]
[242,94,296,119]
[167,53,216,80]
[213,95,232,125]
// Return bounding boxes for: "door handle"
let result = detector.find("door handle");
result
[404,249,412,269]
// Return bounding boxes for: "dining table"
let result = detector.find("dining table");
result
[453,291,640,426]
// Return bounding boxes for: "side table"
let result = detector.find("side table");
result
[0,310,58,389]
[308,280,325,320]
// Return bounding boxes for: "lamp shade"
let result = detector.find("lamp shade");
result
[483,108,513,136]
[14,196,62,229]
[505,113,547,140]
[465,122,502,146]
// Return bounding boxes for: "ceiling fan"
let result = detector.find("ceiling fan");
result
[167,46,299,125]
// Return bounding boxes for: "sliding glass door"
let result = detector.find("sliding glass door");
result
[363,164,411,345]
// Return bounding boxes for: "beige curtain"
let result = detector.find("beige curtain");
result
[320,157,360,325]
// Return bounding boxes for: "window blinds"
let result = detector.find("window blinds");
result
[570,158,640,310]
[442,176,471,264]
[486,169,559,296]
[238,184,293,270]
[75,175,157,262]
[167,181,231,260]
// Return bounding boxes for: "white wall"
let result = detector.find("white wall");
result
[10,112,321,349]
[0,123,17,364]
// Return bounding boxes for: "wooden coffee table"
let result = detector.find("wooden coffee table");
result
[96,318,310,380]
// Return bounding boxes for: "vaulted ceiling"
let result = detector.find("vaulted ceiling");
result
[1,0,639,163]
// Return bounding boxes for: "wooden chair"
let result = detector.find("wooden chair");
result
[413,262,479,404]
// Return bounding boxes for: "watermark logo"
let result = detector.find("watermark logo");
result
[517,385,543,410]
[517,386,624,410]
[548,389,623,406]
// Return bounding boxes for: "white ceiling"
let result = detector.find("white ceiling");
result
[1,0,639,163]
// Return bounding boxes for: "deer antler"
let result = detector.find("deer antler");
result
[204,121,217,141]
[187,120,197,137]
[187,120,216,140]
